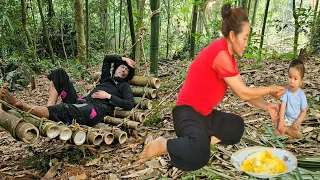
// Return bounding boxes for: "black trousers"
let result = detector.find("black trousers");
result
[167,105,244,171]
[46,68,103,126]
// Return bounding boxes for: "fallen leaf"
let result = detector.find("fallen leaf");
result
[303,127,314,133]
[121,168,152,178]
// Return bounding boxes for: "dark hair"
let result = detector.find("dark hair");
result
[221,3,249,38]
[113,60,135,81]
[289,59,305,78]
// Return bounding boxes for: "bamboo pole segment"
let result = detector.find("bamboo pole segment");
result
[71,130,86,145]
[81,125,104,146]
[86,130,103,146]
[113,109,145,122]
[134,97,152,110]
[131,86,157,99]
[7,109,60,139]
[93,123,114,145]
[0,107,39,143]
[104,116,140,129]
[58,125,72,141]
[15,121,39,143]
[94,123,127,144]
[129,76,160,89]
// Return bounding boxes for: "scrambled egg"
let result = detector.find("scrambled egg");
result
[241,151,287,174]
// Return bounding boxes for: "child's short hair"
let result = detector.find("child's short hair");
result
[289,59,305,78]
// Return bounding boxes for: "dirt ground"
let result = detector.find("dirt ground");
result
[0,57,319,179]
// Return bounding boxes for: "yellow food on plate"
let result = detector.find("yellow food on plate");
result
[241,151,287,174]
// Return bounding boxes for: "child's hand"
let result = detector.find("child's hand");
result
[278,120,285,135]
[292,122,300,130]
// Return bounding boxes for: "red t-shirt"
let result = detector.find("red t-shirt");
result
[176,38,239,115]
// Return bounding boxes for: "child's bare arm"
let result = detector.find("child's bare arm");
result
[278,101,286,135]
[292,108,307,130]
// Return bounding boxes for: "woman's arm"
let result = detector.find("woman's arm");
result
[248,98,280,121]
[224,74,285,101]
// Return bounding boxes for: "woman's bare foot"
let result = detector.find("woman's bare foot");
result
[0,87,22,108]
[140,136,167,163]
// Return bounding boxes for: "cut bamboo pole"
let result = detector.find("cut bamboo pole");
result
[86,130,103,146]
[129,76,160,89]
[131,86,157,99]
[94,123,127,144]
[134,97,152,110]
[71,130,86,145]
[58,125,72,141]
[81,125,104,146]
[7,109,60,139]
[93,123,114,145]
[104,116,140,129]
[0,107,39,143]
[113,109,145,122]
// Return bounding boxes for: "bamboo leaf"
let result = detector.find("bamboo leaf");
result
[262,121,286,150]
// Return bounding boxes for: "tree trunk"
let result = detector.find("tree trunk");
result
[134,0,146,75]
[100,0,108,52]
[74,0,86,62]
[119,0,123,52]
[166,0,170,58]
[247,0,252,14]
[37,0,55,64]
[258,0,270,61]
[127,0,135,59]
[21,0,37,62]
[150,0,160,77]
[190,0,199,59]
[1,0,6,60]
[114,2,117,52]
[85,0,89,62]
[311,0,319,39]
[242,0,248,11]
[292,0,299,55]
[249,0,258,39]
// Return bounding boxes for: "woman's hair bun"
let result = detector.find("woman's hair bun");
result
[221,3,232,20]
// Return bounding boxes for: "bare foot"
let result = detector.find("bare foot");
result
[274,130,280,136]
[140,136,167,163]
[0,86,22,108]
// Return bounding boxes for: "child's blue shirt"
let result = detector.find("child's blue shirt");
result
[280,88,308,122]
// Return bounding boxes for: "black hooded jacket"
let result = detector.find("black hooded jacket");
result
[84,55,134,116]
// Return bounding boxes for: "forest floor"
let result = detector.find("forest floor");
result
[0,57,319,180]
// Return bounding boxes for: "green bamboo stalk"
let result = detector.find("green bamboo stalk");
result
[150,0,160,76]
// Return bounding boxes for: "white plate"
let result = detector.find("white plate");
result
[231,146,297,179]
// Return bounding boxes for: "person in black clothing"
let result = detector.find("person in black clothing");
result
[0,55,136,127]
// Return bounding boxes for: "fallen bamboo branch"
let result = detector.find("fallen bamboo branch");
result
[104,116,140,129]
[0,106,39,143]
[129,76,160,89]
[92,123,114,145]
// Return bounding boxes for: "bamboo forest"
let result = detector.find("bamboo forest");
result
[0,0,319,179]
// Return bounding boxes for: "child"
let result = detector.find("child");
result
[275,59,308,138]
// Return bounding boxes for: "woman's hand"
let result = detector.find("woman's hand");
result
[269,86,285,99]
[121,57,136,68]
[91,90,111,99]
[267,103,280,121]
